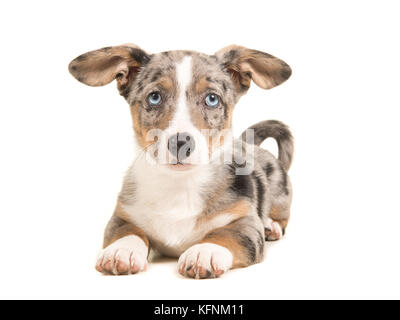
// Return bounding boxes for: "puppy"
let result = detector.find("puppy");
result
[68,44,293,279]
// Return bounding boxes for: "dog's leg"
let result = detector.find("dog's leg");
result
[95,204,149,275]
[263,164,292,241]
[264,206,290,241]
[178,216,264,279]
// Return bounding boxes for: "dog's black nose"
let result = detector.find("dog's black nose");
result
[167,132,195,161]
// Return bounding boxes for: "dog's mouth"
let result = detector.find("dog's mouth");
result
[166,161,194,171]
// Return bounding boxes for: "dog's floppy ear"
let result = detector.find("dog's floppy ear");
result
[68,44,150,97]
[215,45,291,94]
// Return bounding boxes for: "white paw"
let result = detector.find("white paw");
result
[178,243,233,279]
[265,218,283,241]
[95,235,148,275]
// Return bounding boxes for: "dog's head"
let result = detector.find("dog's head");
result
[69,44,291,171]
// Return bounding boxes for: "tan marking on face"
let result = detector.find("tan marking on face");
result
[204,128,233,161]
[130,102,152,149]
[190,110,209,130]
[223,104,234,129]
[194,77,210,94]
[103,201,149,248]
[158,76,174,91]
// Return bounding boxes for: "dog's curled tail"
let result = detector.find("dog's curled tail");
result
[241,120,294,171]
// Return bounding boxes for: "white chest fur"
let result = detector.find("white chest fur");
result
[121,156,215,256]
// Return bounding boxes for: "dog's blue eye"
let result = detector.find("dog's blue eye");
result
[148,92,162,106]
[205,93,219,107]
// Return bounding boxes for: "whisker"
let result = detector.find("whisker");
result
[131,141,158,166]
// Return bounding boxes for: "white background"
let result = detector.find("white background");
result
[0,0,399,299]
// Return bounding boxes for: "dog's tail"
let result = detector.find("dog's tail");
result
[240,120,294,171]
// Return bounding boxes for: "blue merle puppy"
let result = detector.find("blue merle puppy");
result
[68,44,293,278]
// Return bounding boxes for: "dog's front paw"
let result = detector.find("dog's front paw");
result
[178,243,233,279]
[95,235,148,275]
